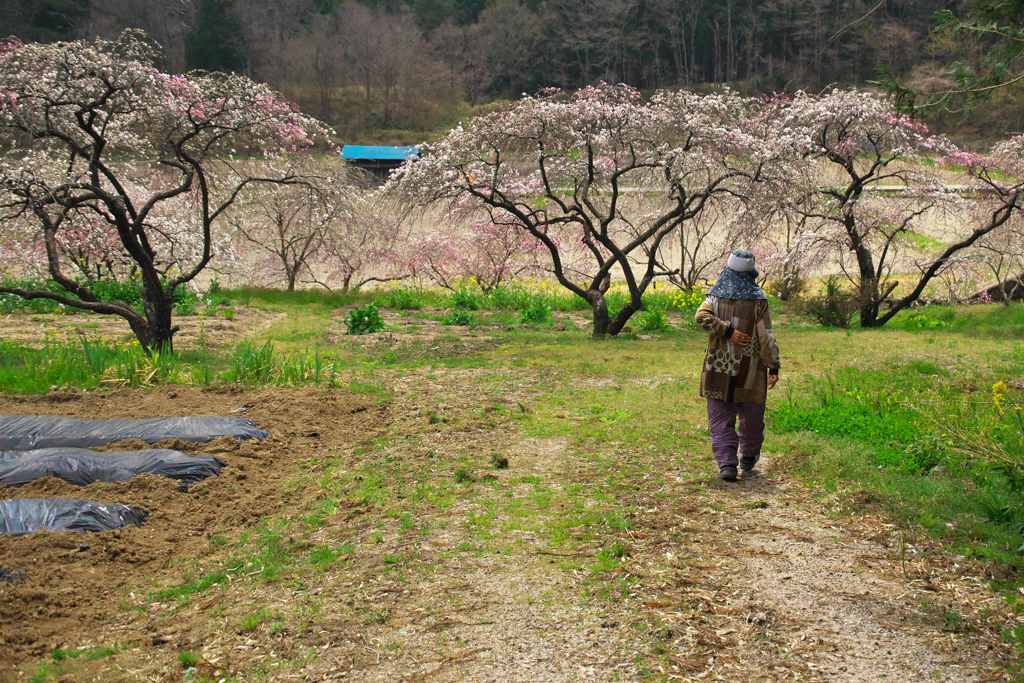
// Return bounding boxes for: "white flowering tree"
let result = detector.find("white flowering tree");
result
[777,91,1023,326]
[390,84,775,336]
[0,31,330,350]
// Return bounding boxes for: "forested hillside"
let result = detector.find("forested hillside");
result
[4,0,1019,139]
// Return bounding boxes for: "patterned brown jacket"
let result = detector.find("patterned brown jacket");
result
[695,296,780,405]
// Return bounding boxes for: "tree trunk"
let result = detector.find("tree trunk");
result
[608,301,639,336]
[588,289,611,338]
[857,273,881,327]
[135,291,176,353]
[848,217,881,327]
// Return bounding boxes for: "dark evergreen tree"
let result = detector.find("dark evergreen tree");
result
[19,0,89,42]
[186,0,248,72]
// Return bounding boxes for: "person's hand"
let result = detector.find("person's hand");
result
[768,374,779,390]
[730,329,752,347]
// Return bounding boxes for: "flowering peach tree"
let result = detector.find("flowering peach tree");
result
[0,31,330,350]
[320,189,415,293]
[390,84,775,336]
[231,161,347,292]
[776,91,1023,326]
[414,219,548,293]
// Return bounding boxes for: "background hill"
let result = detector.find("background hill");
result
[4,1,1021,142]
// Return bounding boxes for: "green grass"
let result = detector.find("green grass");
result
[239,607,277,633]
[149,566,236,603]
[50,646,118,662]
[178,650,199,668]
[221,286,363,310]
[888,303,1024,337]
[0,338,362,394]
[772,357,1024,571]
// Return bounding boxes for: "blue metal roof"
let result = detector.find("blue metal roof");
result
[341,145,419,161]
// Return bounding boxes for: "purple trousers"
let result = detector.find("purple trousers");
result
[707,398,765,469]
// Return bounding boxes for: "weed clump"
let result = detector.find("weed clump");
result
[345,303,385,335]
[442,308,476,326]
[520,298,553,324]
[375,287,429,310]
[178,650,199,669]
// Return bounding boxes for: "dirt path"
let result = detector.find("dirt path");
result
[300,398,1012,682]
[715,467,990,681]
[615,460,1014,682]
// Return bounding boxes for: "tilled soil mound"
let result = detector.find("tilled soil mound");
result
[0,386,387,666]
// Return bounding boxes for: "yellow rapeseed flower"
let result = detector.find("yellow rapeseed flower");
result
[992,380,1008,415]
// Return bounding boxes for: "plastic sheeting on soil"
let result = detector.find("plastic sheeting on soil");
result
[0,499,147,534]
[0,449,224,487]
[0,415,267,450]
[0,567,25,583]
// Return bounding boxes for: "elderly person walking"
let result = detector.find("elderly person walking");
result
[695,250,780,482]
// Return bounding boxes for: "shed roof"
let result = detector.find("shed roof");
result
[341,145,420,161]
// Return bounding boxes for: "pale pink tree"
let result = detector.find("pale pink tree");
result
[319,189,414,293]
[0,31,331,350]
[231,163,412,293]
[414,218,547,293]
[962,137,1024,303]
[390,84,777,336]
[230,161,349,291]
[775,90,1023,326]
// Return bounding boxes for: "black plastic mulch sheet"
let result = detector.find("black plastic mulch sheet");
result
[0,449,225,487]
[0,567,25,583]
[0,498,147,534]
[0,415,267,450]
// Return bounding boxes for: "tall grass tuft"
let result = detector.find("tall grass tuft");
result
[0,339,349,393]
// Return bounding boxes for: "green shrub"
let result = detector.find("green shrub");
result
[345,303,385,335]
[442,308,476,326]
[799,276,858,328]
[450,287,482,310]
[520,299,552,324]
[487,285,533,310]
[898,308,954,330]
[766,273,806,301]
[203,279,231,307]
[175,298,198,316]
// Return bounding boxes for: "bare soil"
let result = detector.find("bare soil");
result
[0,386,388,667]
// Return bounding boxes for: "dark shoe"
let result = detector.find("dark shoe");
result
[719,466,738,482]
[740,455,759,473]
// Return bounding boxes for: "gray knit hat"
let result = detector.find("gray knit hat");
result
[726,249,756,273]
